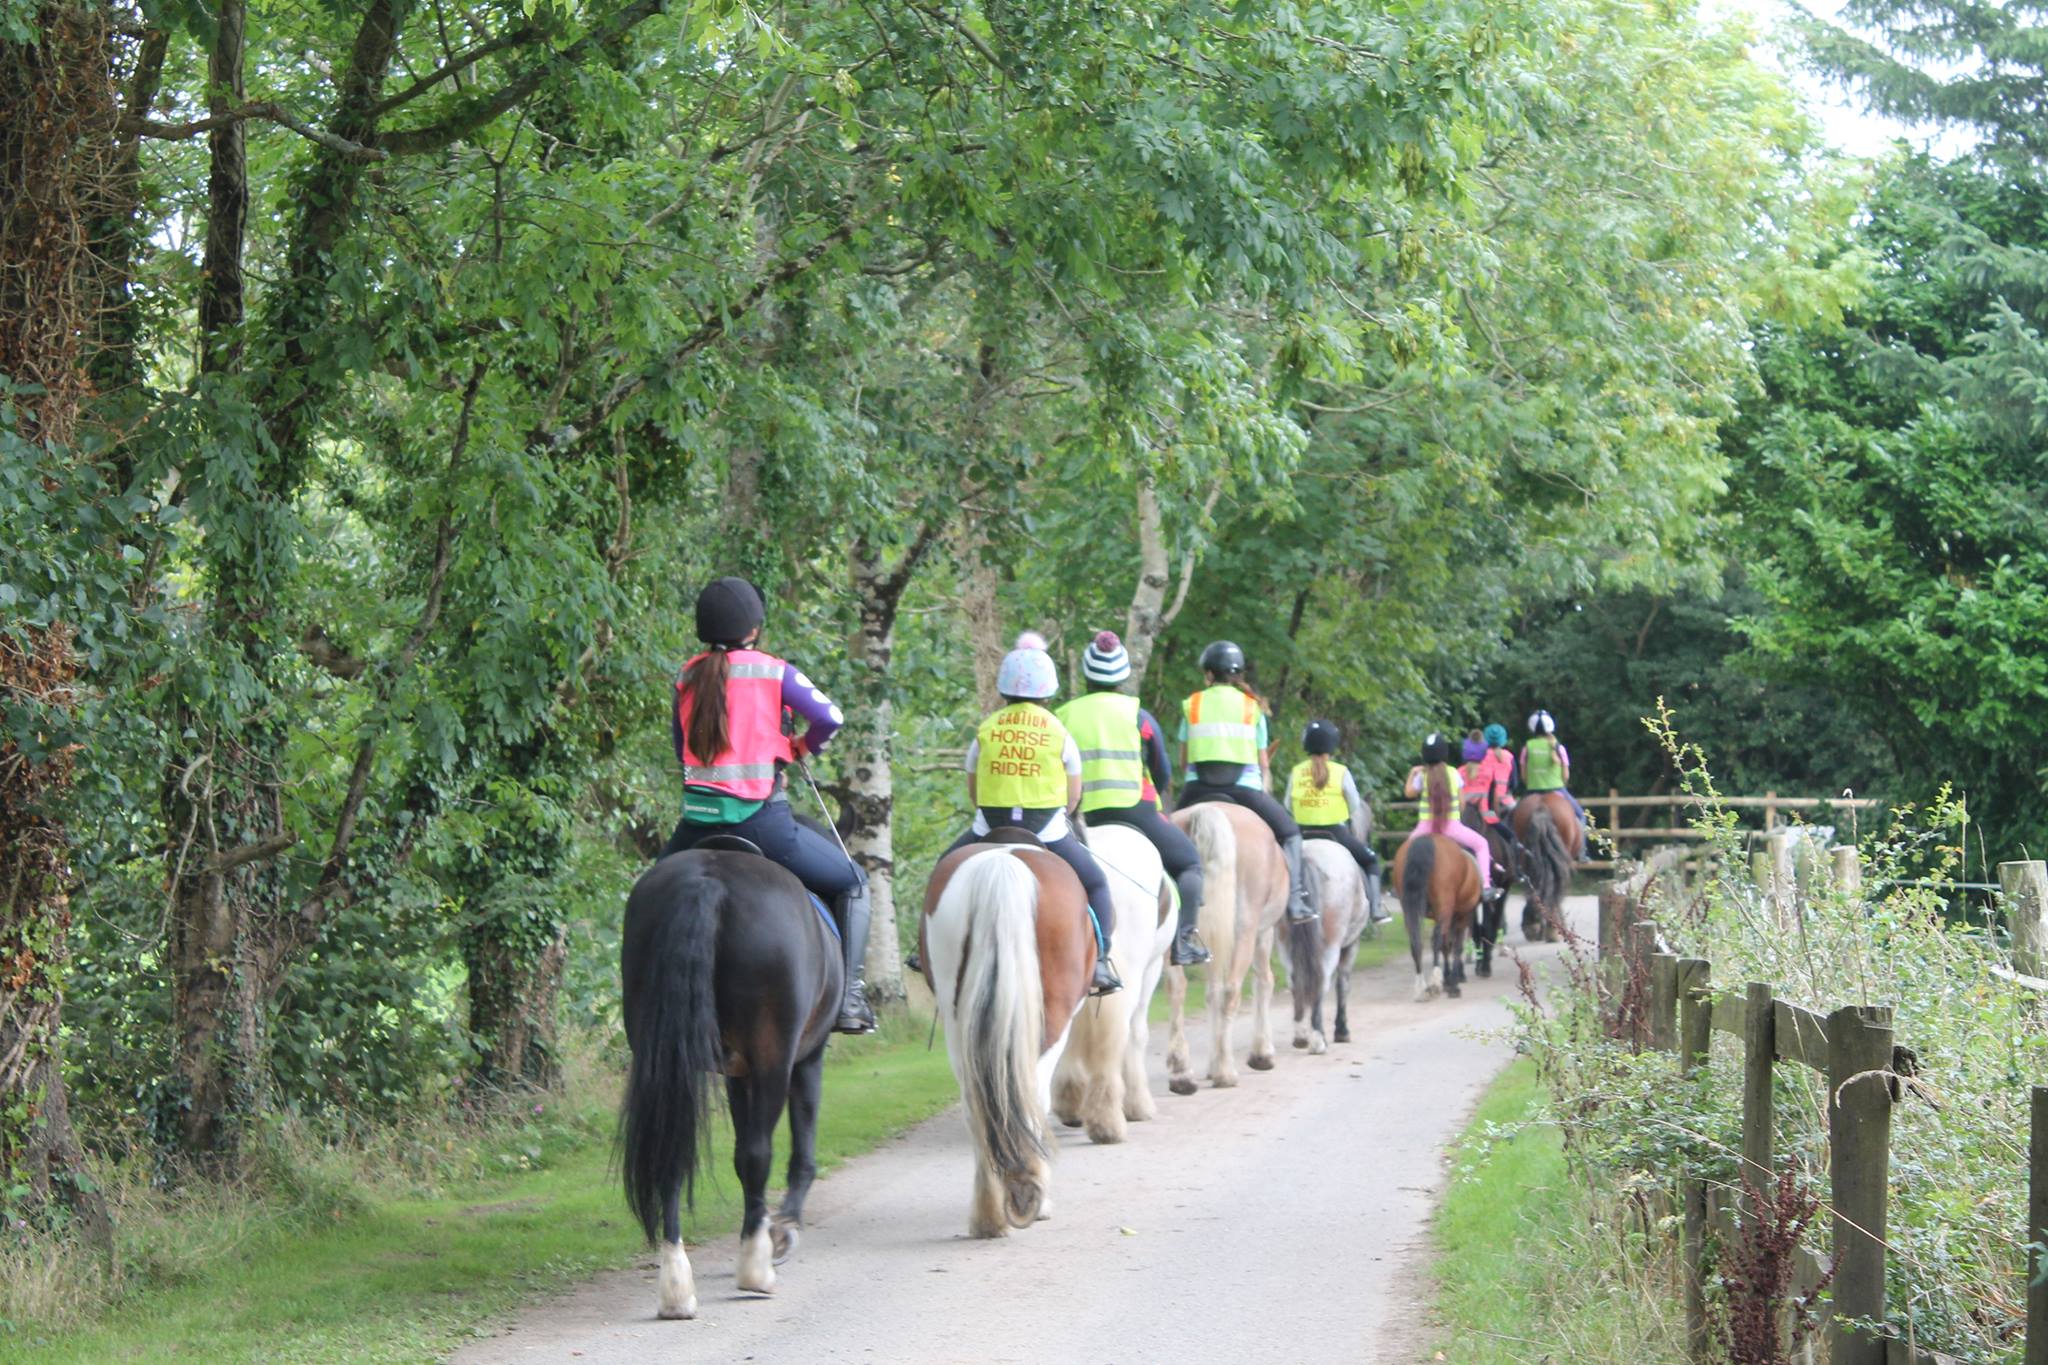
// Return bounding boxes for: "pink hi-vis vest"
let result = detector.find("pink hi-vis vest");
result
[675,648,795,800]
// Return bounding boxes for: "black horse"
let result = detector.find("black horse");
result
[1461,807,1517,976]
[620,841,843,1319]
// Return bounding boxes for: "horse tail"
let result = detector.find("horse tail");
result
[946,852,1049,1228]
[1527,802,1569,923]
[621,868,724,1246]
[1400,835,1436,924]
[1185,805,1240,972]
[1287,850,1325,999]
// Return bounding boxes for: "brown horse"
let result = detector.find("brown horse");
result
[1163,802,1290,1092]
[919,836,1095,1238]
[1511,792,1583,942]
[1459,806,1516,975]
[1391,833,1481,999]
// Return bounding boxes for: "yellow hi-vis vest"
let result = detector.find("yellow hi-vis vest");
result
[1057,691,1144,814]
[1183,685,1259,765]
[974,702,1069,809]
[1289,758,1350,826]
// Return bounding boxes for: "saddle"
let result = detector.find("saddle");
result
[689,834,838,939]
[979,827,1048,850]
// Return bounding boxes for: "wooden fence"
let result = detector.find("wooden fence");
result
[1601,850,2048,1365]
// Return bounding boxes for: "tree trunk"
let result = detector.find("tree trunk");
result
[1123,472,1217,693]
[843,541,905,1004]
[463,921,566,1094]
[0,0,117,1244]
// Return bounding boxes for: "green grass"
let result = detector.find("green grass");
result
[13,1022,959,1365]
[1430,1059,1684,1364]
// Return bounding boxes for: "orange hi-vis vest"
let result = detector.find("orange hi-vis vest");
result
[675,648,795,800]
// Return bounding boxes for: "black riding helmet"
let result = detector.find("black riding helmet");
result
[1302,719,1340,755]
[695,575,765,645]
[1420,731,1453,765]
[1199,639,1246,676]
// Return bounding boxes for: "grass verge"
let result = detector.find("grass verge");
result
[1430,1058,1684,1364]
[10,1016,958,1365]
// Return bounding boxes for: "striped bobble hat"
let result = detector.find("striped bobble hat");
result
[1082,629,1131,684]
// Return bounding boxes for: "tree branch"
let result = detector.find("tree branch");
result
[203,832,299,875]
[364,21,544,118]
[122,102,388,163]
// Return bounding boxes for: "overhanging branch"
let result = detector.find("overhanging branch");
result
[122,102,387,163]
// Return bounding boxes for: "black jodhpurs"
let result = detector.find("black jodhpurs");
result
[1085,800,1200,880]
[1301,822,1377,875]
[665,800,862,900]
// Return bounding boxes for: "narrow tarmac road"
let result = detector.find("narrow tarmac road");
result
[455,894,1590,1365]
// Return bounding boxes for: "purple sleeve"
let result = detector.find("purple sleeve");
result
[781,663,846,754]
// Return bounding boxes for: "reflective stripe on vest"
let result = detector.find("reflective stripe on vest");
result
[1182,685,1259,765]
[975,702,1069,809]
[1057,692,1144,814]
[1459,762,1486,804]
[1289,758,1350,825]
[675,648,795,800]
[1523,736,1564,791]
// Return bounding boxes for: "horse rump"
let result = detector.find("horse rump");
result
[620,860,726,1245]
[1398,834,1436,923]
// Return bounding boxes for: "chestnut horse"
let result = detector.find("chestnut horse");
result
[1289,836,1373,1053]
[919,836,1095,1238]
[1164,802,1289,1092]
[619,843,842,1320]
[1051,821,1176,1144]
[1392,833,1482,1000]
[1512,792,1583,942]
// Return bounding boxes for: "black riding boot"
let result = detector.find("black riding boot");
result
[832,883,877,1034]
[1169,866,1211,966]
[1088,902,1123,996]
[1279,835,1318,923]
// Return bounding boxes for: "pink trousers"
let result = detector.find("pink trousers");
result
[1406,818,1491,887]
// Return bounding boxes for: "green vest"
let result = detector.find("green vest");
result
[975,702,1068,809]
[1183,685,1259,765]
[1056,692,1144,814]
[1289,758,1350,826]
[1523,736,1565,791]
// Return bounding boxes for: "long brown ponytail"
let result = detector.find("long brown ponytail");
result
[1425,763,1450,825]
[681,648,733,764]
[1311,752,1330,790]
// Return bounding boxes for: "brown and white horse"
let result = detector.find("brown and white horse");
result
[919,838,1095,1238]
[1164,802,1289,1091]
[1288,836,1373,1054]
[1512,792,1583,943]
[1392,833,1482,999]
[1051,821,1176,1143]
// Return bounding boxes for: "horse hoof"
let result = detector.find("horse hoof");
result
[1309,1036,1327,1056]
[1446,983,1462,998]
[770,1217,800,1265]
[1292,1037,1310,1050]
[1247,1054,1275,1072]
[1332,1028,1350,1043]
[657,1298,698,1321]
[1058,1114,1082,1128]
[1211,1073,1238,1089]
[1169,1077,1199,1096]
[735,1227,776,1294]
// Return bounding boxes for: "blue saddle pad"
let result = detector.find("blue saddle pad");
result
[810,892,840,940]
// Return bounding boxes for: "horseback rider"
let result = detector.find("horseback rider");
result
[1286,719,1384,872]
[1519,710,1587,827]
[1175,640,1317,923]
[1403,732,1493,888]
[1461,725,1519,832]
[944,633,1123,997]
[663,576,875,1034]
[1055,631,1213,967]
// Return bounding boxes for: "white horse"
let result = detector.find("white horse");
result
[1288,838,1373,1054]
[1051,822,1176,1143]
[921,843,1094,1238]
[1164,802,1289,1091]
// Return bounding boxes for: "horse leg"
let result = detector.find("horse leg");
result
[1407,902,1430,1001]
[1123,988,1156,1122]
[771,1044,826,1265]
[1050,1035,1085,1129]
[1164,963,1197,1096]
[727,1072,788,1294]
[1209,954,1241,1089]
[1332,947,1352,1043]
[657,1187,697,1320]
[1247,924,1276,1071]
[1078,991,1131,1145]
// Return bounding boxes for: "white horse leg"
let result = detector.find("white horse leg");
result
[656,1240,697,1320]
[1164,964,1196,1095]
[1049,1041,1084,1129]
[1123,1002,1157,1122]
[734,1223,776,1294]
[1209,954,1241,1088]
[969,1155,1007,1239]
[1246,925,1276,1071]
[1077,993,1130,1144]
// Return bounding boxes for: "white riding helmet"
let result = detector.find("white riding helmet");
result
[1528,709,1556,735]
[996,631,1058,700]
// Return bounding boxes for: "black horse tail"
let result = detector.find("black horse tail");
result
[1400,834,1436,923]
[1525,803,1569,932]
[1287,851,1325,1003]
[621,869,724,1246]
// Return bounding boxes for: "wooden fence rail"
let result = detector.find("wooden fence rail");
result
[1600,850,2039,1365]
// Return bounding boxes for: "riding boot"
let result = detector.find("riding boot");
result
[1280,834,1318,923]
[1088,905,1123,996]
[831,884,877,1035]
[1169,866,1211,966]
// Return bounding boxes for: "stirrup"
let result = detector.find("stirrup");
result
[1286,903,1320,924]
[1169,927,1212,967]
[1089,956,1123,996]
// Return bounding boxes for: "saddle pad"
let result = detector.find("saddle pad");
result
[810,891,840,940]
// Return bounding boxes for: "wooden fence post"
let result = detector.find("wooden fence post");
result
[1827,1004,1895,1365]
[1678,958,1712,1363]
[1599,885,1623,961]
[1765,790,1779,831]
[1741,982,1776,1222]
[1652,952,1679,1052]
[2029,1087,2048,1365]
[2000,861,2048,978]
[1833,845,1861,893]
